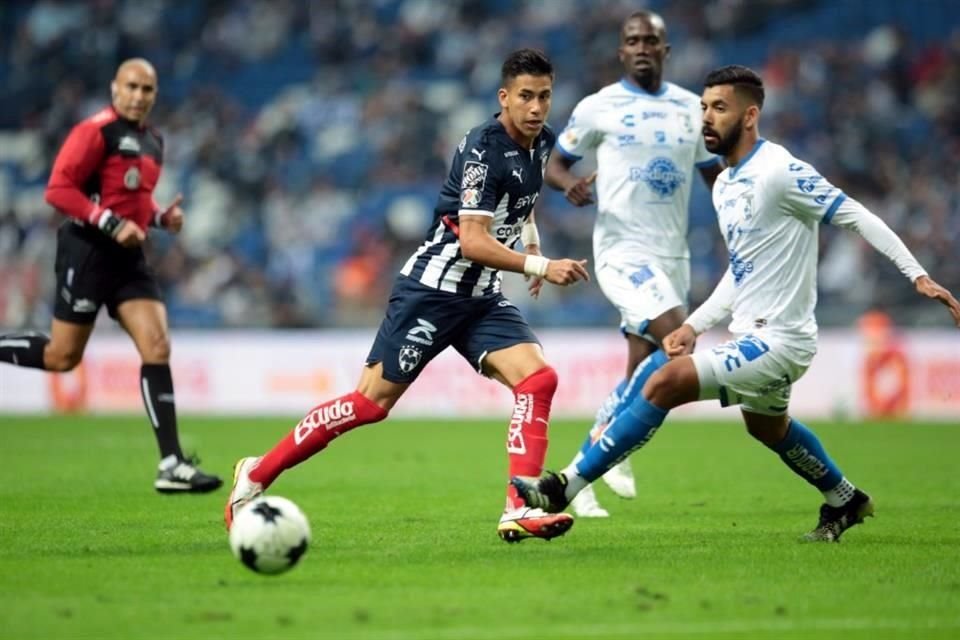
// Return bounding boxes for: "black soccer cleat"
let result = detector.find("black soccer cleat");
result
[803,489,875,542]
[155,455,223,494]
[510,470,571,513]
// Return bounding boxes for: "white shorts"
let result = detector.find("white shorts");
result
[595,257,689,339]
[691,332,816,416]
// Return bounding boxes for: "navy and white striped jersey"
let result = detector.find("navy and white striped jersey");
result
[401,116,555,296]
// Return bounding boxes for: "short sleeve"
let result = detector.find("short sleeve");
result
[775,158,847,225]
[457,139,502,216]
[555,97,603,161]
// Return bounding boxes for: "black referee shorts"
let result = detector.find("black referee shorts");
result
[52,221,162,324]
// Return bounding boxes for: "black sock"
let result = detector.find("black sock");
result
[140,364,184,460]
[0,331,49,369]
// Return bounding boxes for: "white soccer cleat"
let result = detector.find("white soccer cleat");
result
[602,458,637,499]
[224,456,263,531]
[570,483,610,518]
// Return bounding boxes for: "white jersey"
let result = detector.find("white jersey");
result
[709,139,848,343]
[556,79,719,261]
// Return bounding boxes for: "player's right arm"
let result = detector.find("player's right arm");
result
[665,269,737,357]
[459,214,589,286]
[545,97,601,206]
[45,120,144,247]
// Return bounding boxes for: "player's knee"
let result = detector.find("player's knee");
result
[515,365,558,399]
[142,334,171,362]
[744,418,788,447]
[46,346,83,372]
[642,369,676,407]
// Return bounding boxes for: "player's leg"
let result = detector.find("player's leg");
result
[741,409,874,542]
[569,260,687,514]
[115,298,222,493]
[512,354,699,512]
[225,363,402,529]
[482,343,574,543]
[1,223,101,371]
[226,276,459,528]
[455,297,572,542]
[0,319,92,371]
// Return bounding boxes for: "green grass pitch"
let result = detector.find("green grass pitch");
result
[1,415,958,639]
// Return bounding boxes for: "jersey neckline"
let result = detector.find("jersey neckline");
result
[728,138,766,178]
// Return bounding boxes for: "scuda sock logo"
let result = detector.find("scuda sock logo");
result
[294,399,356,445]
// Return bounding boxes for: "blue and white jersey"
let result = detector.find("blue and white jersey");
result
[401,116,554,296]
[557,79,719,261]
[711,138,847,343]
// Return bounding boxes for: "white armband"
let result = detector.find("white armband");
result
[520,221,540,247]
[523,254,549,277]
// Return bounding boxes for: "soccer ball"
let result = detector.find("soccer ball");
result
[228,496,311,575]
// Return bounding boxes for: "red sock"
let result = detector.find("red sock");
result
[250,391,388,488]
[505,366,558,510]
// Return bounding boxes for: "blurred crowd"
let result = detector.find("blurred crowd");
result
[1,0,958,329]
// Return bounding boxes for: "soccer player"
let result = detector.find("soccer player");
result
[513,65,960,541]
[0,59,222,494]
[545,11,723,517]
[226,49,591,543]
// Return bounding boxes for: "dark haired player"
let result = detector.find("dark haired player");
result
[226,49,590,543]
[514,65,960,542]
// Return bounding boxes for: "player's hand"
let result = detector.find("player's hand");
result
[663,324,697,357]
[543,259,590,286]
[158,193,184,233]
[915,275,960,327]
[114,220,146,248]
[563,171,597,207]
[524,245,545,299]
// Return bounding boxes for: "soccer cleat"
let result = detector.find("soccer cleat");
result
[803,489,875,542]
[497,507,574,543]
[510,470,571,514]
[154,455,223,494]
[224,457,264,531]
[570,483,610,518]
[601,458,637,498]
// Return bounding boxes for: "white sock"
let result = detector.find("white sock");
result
[823,477,856,507]
[560,465,589,501]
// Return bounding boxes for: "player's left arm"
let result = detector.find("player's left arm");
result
[828,197,960,327]
[521,209,545,299]
[152,193,184,233]
[459,213,589,287]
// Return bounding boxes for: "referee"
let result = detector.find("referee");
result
[0,59,221,494]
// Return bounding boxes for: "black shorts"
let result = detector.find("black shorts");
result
[366,275,540,384]
[53,221,162,324]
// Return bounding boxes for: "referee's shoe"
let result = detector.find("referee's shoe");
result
[155,455,223,493]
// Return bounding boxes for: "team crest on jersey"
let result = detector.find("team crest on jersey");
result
[460,161,488,206]
[632,156,686,198]
[123,166,141,190]
[398,345,423,374]
[461,161,488,190]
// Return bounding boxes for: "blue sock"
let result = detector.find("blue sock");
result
[577,350,669,458]
[769,418,843,490]
[575,397,667,482]
[577,379,627,457]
